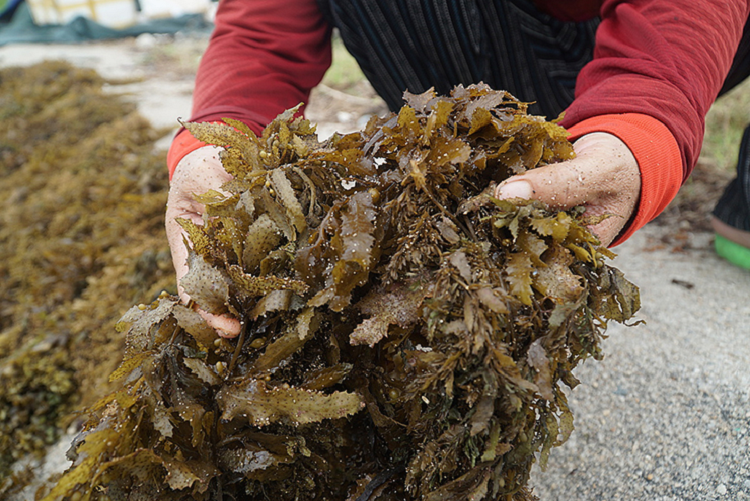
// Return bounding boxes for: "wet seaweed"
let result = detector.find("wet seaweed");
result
[50,84,639,500]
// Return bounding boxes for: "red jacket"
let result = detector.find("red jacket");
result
[168,0,750,245]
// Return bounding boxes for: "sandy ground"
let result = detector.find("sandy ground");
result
[1,36,748,501]
[530,227,750,500]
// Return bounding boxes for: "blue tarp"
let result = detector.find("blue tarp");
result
[0,1,213,46]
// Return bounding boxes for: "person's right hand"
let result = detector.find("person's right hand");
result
[165,145,242,338]
[495,132,641,246]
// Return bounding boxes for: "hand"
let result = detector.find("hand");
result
[495,132,641,246]
[165,145,242,338]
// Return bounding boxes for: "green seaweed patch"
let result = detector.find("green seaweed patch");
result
[0,336,76,476]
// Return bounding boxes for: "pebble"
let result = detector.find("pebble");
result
[717,484,727,495]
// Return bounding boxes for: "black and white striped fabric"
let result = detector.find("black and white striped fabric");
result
[317,0,599,119]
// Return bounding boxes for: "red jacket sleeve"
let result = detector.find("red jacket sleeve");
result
[558,0,750,243]
[192,0,331,126]
[168,0,332,177]
[561,0,750,180]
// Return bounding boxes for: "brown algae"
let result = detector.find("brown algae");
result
[48,84,640,500]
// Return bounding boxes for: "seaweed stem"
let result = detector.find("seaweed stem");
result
[168,325,182,345]
[420,183,471,237]
[293,166,317,219]
[463,214,477,242]
[227,321,248,378]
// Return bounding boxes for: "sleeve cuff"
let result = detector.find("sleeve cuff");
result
[167,129,208,180]
[567,113,683,247]
[166,116,266,180]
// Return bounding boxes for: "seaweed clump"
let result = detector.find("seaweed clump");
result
[0,61,173,493]
[49,84,639,501]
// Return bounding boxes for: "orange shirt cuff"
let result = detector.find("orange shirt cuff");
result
[167,118,268,179]
[567,113,683,247]
[167,128,210,180]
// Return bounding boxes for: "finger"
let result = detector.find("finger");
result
[497,163,606,215]
[196,308,242,339]
[495,133,637,206]
[496,170,623,246]
[168,224,241,338]
[495,140,631,209]
[495,165,629,246]
[165,176,206,309]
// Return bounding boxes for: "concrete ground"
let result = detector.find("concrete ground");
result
[530,227,750,501]
[1,37,748,501]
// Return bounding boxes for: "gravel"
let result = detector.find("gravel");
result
[530,226,750,500]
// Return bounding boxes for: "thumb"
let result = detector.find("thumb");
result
[494,132,641,245]
[495,133,633,210]
[495,161,595,212]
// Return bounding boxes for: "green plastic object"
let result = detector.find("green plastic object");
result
[714,234,750,270]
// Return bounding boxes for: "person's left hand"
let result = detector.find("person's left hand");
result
[495,132,641,246]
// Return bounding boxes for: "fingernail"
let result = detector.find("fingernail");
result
[497,180,533,200]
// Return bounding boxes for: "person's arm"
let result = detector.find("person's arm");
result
[500,0,750,246]
[167,0,332,176]
[166,0,332,337]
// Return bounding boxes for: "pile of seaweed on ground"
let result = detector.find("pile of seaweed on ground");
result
[48,84,639,501]
[0,61,173,496]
